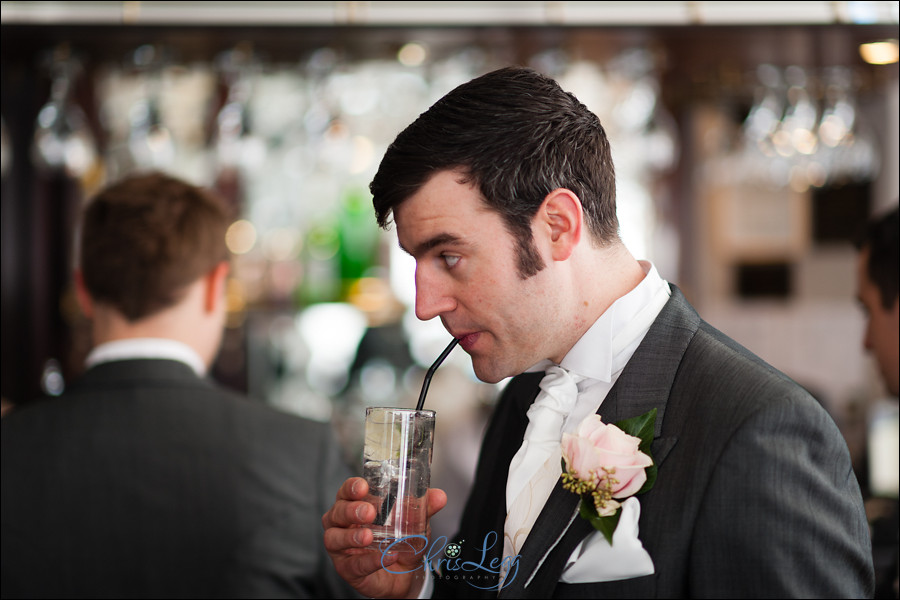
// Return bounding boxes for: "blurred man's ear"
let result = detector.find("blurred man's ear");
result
[73,269,94,319]
[204,261,230,314]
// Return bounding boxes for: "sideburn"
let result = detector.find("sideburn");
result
[512,225,546,279]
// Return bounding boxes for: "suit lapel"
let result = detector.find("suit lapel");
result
[500,286,699,598]
[589,285,699,465]
[498,476,579,597]
[451,373,540,598]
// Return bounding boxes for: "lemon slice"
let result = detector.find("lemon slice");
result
[364,421,403,462]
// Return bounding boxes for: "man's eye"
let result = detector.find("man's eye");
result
[442,254,461,268]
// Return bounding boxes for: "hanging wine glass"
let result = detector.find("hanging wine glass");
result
[817,66,879,184]
[31,47,98,177]
[126,44,175,169]
[774,66,818,158]
[127,92,174,169]
[214,44,266,172]
[817,67,856,149]
[742,64,785,158]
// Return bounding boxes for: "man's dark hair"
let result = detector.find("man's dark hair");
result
[855,205,899,310]
[370,66,618,278]
[80,172,231,321]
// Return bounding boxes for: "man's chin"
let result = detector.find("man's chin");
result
[470,359,513,385]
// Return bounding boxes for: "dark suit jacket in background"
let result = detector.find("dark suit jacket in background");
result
[1,359,358,599]
[435,287,874,599]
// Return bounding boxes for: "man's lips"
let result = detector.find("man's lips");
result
[455,332,480,351]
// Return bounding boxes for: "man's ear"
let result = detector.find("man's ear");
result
[204,261,231,314]
[73,269,94,319]
[539,188,583,261]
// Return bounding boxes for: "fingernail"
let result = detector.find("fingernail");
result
[351,480,361,496]
[353,530,364,545]
[356,505,367,521]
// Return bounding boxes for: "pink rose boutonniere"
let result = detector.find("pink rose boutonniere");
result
[560,408,657,544]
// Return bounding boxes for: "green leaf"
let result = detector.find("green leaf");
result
[615,408,656,451]
[615,408,658,496]
[579,497,621,545]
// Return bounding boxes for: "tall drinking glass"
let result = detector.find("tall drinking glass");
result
[362,407,435,549]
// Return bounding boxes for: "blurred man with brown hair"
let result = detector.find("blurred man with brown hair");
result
[855,204,899,599]
[1,172,358,599]
[855,205,899,398]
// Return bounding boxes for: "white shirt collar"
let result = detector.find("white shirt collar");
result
[85,338,207,377]
[528,261,670,383]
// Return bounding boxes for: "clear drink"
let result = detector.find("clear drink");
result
[362,407,435,550]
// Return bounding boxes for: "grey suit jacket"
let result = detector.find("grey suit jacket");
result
[434,287,874,598]
[1,359,359,599]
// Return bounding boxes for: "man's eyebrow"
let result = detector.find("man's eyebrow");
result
[400,233,464,257]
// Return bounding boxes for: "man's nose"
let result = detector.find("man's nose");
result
[415,267,456,321]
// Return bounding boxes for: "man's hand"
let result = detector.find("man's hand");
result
[322,477,448,599]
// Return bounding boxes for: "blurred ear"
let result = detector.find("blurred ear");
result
[539,188,583,261]
[73,269,94,319]
[203,261,230,314]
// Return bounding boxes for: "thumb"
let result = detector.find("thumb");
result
[426,488,447,518]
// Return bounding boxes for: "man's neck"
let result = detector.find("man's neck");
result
[570,242,647,339]
[90,304,213,371]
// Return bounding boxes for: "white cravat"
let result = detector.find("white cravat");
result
[503,366,582,561]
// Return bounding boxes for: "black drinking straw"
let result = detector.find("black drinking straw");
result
[416,337,459,411]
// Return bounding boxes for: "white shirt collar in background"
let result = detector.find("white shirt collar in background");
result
[85,338,207,377]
